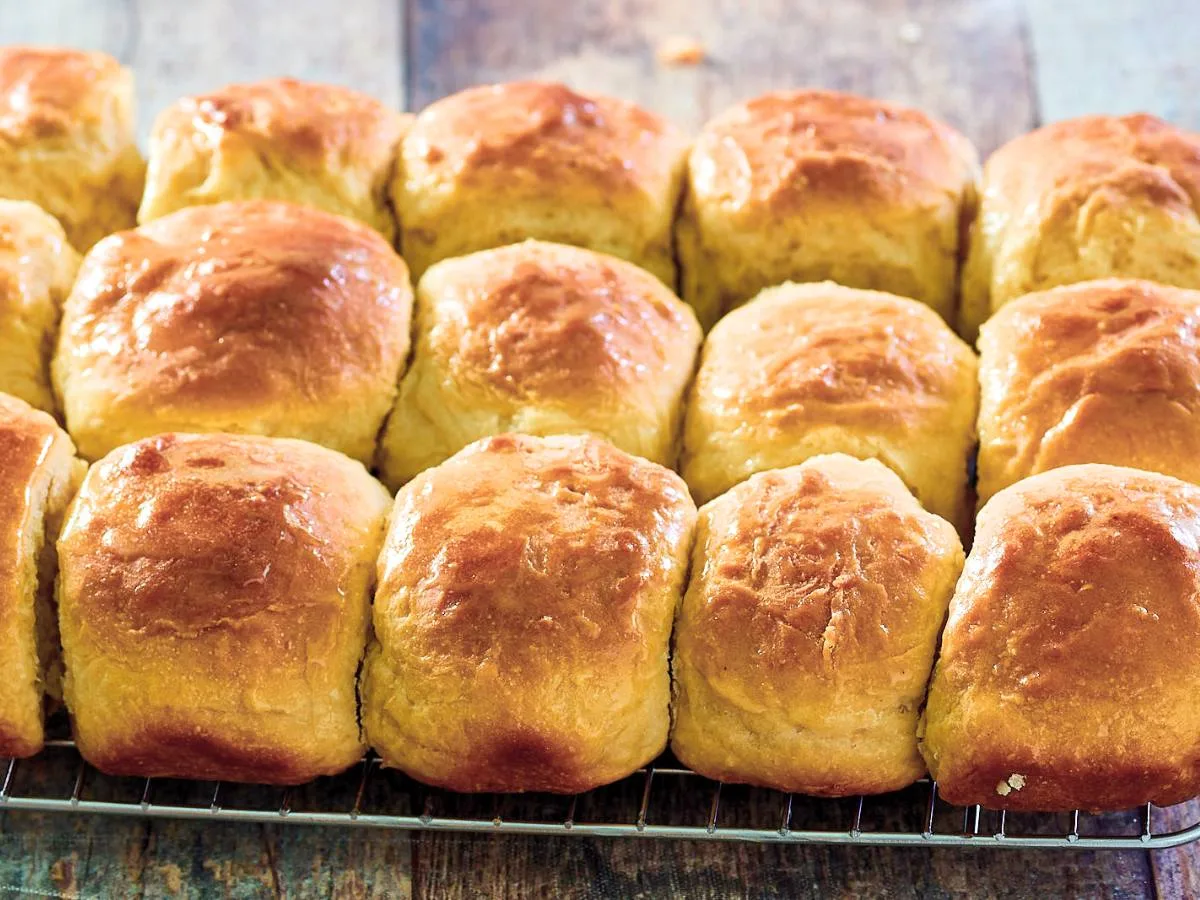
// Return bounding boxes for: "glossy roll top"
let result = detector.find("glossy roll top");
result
[0,199,80,413]
[677,89,978,327]
[0,45,144,250]
[378,240,701,487]
[977,278,1200,503]
[0,393,83,758]
[682,281,978,527]
[921,464,1200,811]
[364,433,697,793]
[672,455,964,796]
[395,80,690,284]
[140,77,412,240]
[961,113,1200,337]
[53,199,413,463]
[57,432,391,784]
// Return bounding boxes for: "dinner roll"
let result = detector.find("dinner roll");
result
[53,200,413,463]
[677,89,978,328]
[363,433,696,793]
[139,78,411,241]
[378,240,701,488]
[961,114,1200,339]
[58,432,390,783]
[0,393,83,758]
[681,282,978,527]
[395,81,689,284]
[672,455,963,795]
[0,46,144,251]
[921,464,1200,812]
[977,279,1200,504]
[0,200,79,413]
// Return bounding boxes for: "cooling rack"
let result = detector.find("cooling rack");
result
[4,732,1200,850]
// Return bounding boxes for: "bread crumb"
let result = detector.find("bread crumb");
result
[995,774,1026,796]
[898,22,923,44]
[657,36,706,67]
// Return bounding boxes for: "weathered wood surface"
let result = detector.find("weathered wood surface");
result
[1,0,1199,896]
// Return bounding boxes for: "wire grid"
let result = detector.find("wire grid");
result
[3,737,1200,849]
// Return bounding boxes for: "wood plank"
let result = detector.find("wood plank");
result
[1149,802,1200,900]
[0,812,415,898]
[406,0,1037,153]
[1023,0,1200,130]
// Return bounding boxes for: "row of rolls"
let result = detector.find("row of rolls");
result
[2,45,1200,813]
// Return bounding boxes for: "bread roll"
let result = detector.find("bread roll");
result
[363,433,696,793]
[139,78,411,242]
[921,464,1200,812]
[57,432,391,784]
[52,200,413,463]
[0,200,79,413]
[395,81,689,285]
[961,114,1200,339]
[681,282,978,527]
[0,46,144,250]
[977,278,1200,504]
[378,240,701,488]
[677,89,978,328]
[672,455,963,795]
[0,393,83,758]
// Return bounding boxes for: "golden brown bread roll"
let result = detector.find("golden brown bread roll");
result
[961,114,1200,339]
[363,433,697,793]
[977,278,1200,504]
[52,200,413,463]
[0,393,83,758]
[378,240,702,489]
[672,455,963,796]
[58,432,391,784]
[395,81,690,285]
[920,464,1200,812]
[0,46,144,251]
[677,89,978,328]
[681,282,978,527]
[0,200,80,413]
[139,78,412,242]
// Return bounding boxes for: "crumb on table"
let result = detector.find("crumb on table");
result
[656,35,706,67]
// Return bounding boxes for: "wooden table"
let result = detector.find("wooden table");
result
[2,0,1199,896]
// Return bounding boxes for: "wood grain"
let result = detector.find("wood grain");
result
[406,0,1037,153]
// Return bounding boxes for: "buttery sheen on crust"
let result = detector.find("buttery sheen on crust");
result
[920,464,1200,812]
[363,433,697,793]
[977,279,1200,504]
[57,433,391,784]
[677,89,978,328]
[0,46,144,251]
[395,81,690,284]
[378,240,702,488]
[139,78,412,241]
[0,200,80,413]
[672,455,963,796]
[961,114,1200,339]
[681,282,978,527]
[0,393,83,758]
[53,200,413,463]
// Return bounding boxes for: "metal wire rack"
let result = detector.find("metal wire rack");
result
[4,732,1200,850]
